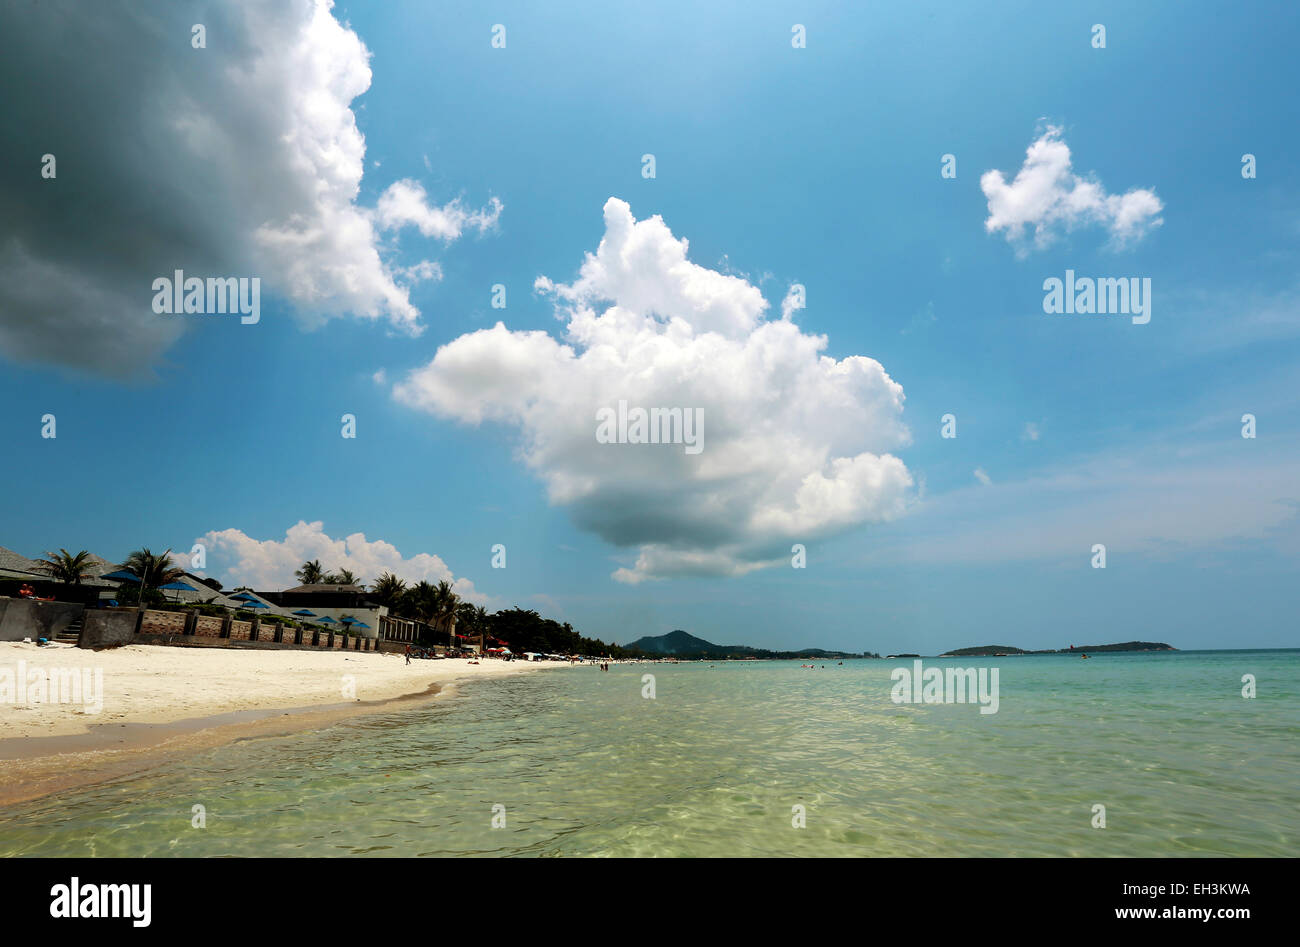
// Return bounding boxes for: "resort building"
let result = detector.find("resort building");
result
[0,544,42,582]
[258,583,387,639]
[1,540,461,651]
[0,545,119,600]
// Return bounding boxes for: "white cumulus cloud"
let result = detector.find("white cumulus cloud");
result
[375,180,503,240]
[0,0,498,376]
[980,126,1163,253]
[197,521,484,602]
[393,197,914,583]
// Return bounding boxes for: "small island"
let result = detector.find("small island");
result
[940,641,1176,657]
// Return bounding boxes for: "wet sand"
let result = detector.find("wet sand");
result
[0,641,567,806]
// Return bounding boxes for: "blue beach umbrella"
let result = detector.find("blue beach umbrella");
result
[319,616,337,624]
[158,580,198,602]
[102,569,141,583]
[231,592,259,602]
[292,609,316,617]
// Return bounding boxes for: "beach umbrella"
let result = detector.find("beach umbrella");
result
[158,580,198,603]
[319,616,337,624]
[292,609,316,617]
[102,569,141,583]
[350,621,370,629]
[231,592,259,603]
[239,599,267,610]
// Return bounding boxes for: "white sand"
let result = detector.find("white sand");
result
[0,641,564,740]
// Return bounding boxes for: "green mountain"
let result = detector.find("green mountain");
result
[624,629,723,655]
[623,629,871,660]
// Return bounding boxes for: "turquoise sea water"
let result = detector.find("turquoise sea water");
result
[2,650,1296,857]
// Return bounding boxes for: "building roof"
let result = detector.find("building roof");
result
[281,583,368,594]
[0,544,41,576]
[0,546,121,587]
[82,553,117,576]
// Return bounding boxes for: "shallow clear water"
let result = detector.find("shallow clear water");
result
[2,650,1296,856]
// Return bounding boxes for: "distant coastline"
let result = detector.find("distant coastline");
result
[621,630,1180,662]
[938,641,1176,657]
[621,629,876,661]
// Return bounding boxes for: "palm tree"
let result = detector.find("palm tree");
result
[35,548,97,585]
[369,569,403,606]
[432,580,459,645]
[370,572,407,608]
[324,568,358,586]
[295,560,325,585]
[399,581,433,623]
[123,548,185,603]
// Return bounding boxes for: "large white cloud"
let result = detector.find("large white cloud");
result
[393,198,914,583]
[197,521,484,602]
[0,0,497,376]
[980,127,1163,253]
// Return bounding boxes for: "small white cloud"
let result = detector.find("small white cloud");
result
[981,126,1163,253]
[375,180,502,241]
[372,368,387,386]
[396,260,443,284]
[780,284,805,320]
[1022,422,1041,442]
[974,468,992,486]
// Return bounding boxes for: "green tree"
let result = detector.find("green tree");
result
[371,572,407,608]
[123,548,185,603]
[455,601,478,633]
[402,581,437,624]
[432,580,459,636]
[35,548,97,585]
[295,560,325,585]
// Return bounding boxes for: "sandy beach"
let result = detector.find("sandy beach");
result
[0,641,568,805]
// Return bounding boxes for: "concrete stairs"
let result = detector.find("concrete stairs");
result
[54,616,83,644]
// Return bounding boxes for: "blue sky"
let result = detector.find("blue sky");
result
[1,0,1297,652]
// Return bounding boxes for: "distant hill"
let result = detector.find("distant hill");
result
[1067,641,1176,653]
[942,645,1029,656]
[625,630,721,655]
[940,641,1175,657]
[624,629,872,660]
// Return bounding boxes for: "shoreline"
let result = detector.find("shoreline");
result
[0,641,567,807]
